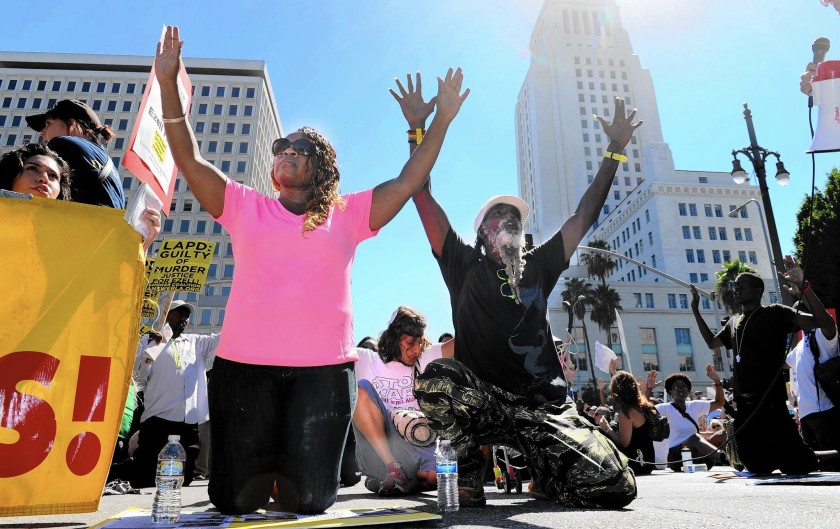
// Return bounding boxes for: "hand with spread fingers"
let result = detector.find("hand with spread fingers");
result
[390,73,436,129]
[781,255,805,297]
[155,25,183,83]
[596,97,643,150]
[433,67,470,124]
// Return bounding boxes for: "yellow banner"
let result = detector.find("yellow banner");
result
[0,198,145,516]
[147,239,216,294]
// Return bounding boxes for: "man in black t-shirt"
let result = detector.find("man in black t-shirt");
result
[390,73,642,509]
[690,270,839,474]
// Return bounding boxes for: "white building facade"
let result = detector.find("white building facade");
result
[0,51,283,335]
[516,1,778,394]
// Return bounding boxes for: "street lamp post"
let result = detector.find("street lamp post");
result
[729,199,782,303]
[729,103,792,306]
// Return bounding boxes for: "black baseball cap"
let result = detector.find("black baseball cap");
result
[26,99,102,132]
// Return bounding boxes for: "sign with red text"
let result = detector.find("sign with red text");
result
[0,199,145,516]
[122,27,193,215]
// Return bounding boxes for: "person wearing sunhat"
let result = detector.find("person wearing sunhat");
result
[26,99,125,208]
[390,72,643,508]
[111,299,219,488]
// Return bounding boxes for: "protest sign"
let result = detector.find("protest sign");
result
[122,27,192,215]
[0,199,145,516]
[147,239,216,294]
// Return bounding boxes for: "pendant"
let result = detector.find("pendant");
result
[736,354,741,363]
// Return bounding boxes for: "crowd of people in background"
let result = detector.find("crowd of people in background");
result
[4,23,840,520]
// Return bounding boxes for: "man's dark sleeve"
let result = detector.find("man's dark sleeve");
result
[436,228,475,298]
[528,229,568,289]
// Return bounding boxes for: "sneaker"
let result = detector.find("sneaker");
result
[458,475,487,507]
[364,476,380,494]
[378,463,410,497]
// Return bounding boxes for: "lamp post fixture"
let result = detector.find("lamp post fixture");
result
[729,199,782,303]
[729,103,792,306]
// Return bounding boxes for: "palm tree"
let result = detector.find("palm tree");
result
[589,283,623,349]
[714,260,757,314]
[580,239,617,287]
[561,278,595,316]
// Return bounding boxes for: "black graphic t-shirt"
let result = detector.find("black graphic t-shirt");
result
[437,228,569,405]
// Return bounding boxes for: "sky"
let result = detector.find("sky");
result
[3,0,839,340]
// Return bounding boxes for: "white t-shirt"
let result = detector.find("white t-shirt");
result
[653,399,711,465]
[786,328,838,419]
[355,343,443,413]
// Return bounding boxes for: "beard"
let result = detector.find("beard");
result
[487,220,526,298]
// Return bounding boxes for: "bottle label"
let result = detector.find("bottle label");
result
[436,462,457,474]
[157,460,184,476]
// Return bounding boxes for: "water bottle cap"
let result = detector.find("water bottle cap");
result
[168,435,180,441]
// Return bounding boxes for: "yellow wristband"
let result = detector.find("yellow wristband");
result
[415,128,424,145]
[604,151,627,162]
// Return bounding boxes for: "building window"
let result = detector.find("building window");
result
[738,250,747,263]
[704,204,713,217]
[700,273,709,282]
[96,82,106,93]
[223,141,233,153]
[179,220,190,232]
[239,142,248,154]
[645,293,655,309]
[689,204,698,216]
[713,250,721,264]
[241,123,251,134]
[198,103,207,114]
[226,123,235,134]
[640,328,659,371]
[228,104,238,116]
[163,219,173,233]
[668,294,677,309]
[692,226,701,239]
[697,250,706,263]
[216,86,225,97]
[633,293,642,308]
[734,228,743,241]
[708,227,717,240]
[723,250,731,262]
[114,138,124,149]
[748,251,758,265]
[236,161,247,173]
[111,82,121,93]
[195,122,205,133]
[740,208,749,219]
[107,100,117,112]
[231,87,240,97]
[690,273,698,283]
[702,298,711,310]
[678,203,687,216]
[183,199,193,212]
[675,328,695,371]
[243,105,253,116]
[718,227,727,240]
[651,254,656,267]
[213,104,222,115]
[211,122,220,134]
[127,83,136,94]
[745,228,753,241]
[118,119,129,131]
[218,310,226,325]
[223,264,234,278]
[208,141,217,153]
[679,294,688,309]
[200,309,212,325]
[122,101,132,112]
[714,205,723,217]
[213,223,223,234]
[686,249,695,263]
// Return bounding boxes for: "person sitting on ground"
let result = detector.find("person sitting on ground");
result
[26,99,125,208]
[0,142,159,251]
[353,306,454,496]
[110,300,219,488]
[394,70,642,507]
[654,366,725,472]
[598,371,658,475]
[154,26,469,516]
[0,143,71,200]
[783,264,839,454]
[690,269,840,475]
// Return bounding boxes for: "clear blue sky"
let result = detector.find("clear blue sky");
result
[3,0,838,340]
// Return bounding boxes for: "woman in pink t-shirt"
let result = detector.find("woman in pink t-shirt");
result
[155,26,468,515]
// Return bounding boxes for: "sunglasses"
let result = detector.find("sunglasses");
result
[497,269,517,300]
[272,137,316,157]
[729,281,754,291]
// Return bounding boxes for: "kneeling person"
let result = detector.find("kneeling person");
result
[353,306,453,496]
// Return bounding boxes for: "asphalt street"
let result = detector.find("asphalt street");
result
[1,467,837,528]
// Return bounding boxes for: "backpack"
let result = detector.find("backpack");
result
[642,405,670,442]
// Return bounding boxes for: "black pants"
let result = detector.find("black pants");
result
[111,416,200,488]
[207,357,356,515]
[800,407,840,452]
[734,399,818,475]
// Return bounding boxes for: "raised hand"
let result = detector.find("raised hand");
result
[609,357,618,376]
[705,364,721,384]
[596,97,643,150]
[434,67,470,124]
[390,73,436,129]
[646,370,662,391]
[781,255,804,296]
[689,284,700,311]
[155,25,183,83]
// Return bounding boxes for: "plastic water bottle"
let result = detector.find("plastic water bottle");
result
[152,435,186,523]
[436,440,459,513]
[681,447,693,473]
